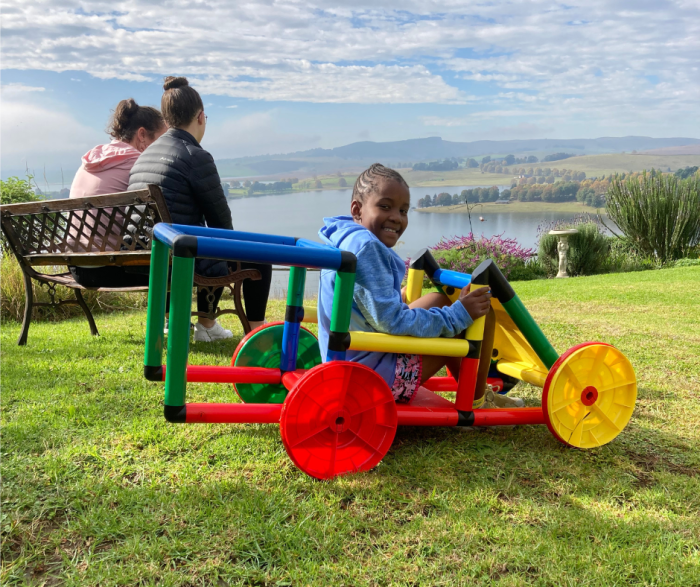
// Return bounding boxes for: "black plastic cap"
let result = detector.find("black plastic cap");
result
[409,248,440,277]
[339,251,357,273]
[172,235,198,258]
[144,365,164,381]
[164,405,186,423]
[467,340,482,359]
[471,259,492,286]
[457,411,475,426]
[328,330,351,352]
[285,305,304,323]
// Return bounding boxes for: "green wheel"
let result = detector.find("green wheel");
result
[232,322,322,403]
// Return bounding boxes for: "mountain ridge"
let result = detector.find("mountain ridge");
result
[215,136,700,177]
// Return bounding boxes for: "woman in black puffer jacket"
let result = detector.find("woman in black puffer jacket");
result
[129,76,271,342]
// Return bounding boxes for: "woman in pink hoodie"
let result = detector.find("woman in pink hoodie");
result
[71,99,165,198]
[69,99,166,287]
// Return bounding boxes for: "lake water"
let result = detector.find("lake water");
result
[227,187,581,298]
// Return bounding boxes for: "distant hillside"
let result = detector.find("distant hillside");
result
[216,136,700,178]
[640,145,700,156]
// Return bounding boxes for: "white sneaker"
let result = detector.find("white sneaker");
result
[484,387,525,408]
[193,321,233,342]
[164,320,194,335]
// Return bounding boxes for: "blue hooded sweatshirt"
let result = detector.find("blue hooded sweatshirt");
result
[318,216,473,388]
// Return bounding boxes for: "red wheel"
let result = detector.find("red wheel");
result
[280,362,397,480]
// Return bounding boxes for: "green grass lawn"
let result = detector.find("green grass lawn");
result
[2,268,699,586]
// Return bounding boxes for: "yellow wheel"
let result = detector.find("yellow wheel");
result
[542,342,636,448]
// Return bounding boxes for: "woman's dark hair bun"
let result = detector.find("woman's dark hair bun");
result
[160,76,203,128]
[111,98,140,138]
[163,76,189,91]
[108,98,164,142]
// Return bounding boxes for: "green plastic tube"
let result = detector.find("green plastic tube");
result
[330,271,355,334]
[502,295,559,369]
[164,255,195,407]
[144,239,169,370]
[286,266,307,307]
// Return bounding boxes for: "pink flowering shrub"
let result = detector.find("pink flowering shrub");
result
[406,234,542,282]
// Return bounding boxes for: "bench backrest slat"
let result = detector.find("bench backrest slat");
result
[1,186,172,260]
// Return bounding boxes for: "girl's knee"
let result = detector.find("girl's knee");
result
[409,291,451,310]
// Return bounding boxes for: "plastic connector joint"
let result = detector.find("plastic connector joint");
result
[144,365,164,381]
[172,235,198,258]
[164,405,186,423]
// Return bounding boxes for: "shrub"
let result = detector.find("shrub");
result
[0,175,41,205]
[0,255,148,323]
[605,172,700,262]
[537,216,611,277]
[407,234,541,283]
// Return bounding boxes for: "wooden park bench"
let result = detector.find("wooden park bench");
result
[1,185,260,345]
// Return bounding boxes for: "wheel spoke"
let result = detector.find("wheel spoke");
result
[587,346,610,382]
[566,410,591,446]
[552,396,582,414]
[590,403,621,432]
[561,364,583,393]
[338,365,354,408]
[588,427,602,448]
[352,428,385,453]
[347,396,395,418]
[327,431,339,477]
[289,422,331,448]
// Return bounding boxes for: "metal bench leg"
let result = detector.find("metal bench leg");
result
[17,273,34,346]
[75,289,99,337]
[233,281,252,334]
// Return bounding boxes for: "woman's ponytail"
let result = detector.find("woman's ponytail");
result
[108,98,164,142]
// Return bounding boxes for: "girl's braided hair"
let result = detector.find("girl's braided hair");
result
[352,163,409,203]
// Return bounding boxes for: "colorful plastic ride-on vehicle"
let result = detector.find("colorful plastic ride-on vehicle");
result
[143,224,638,480]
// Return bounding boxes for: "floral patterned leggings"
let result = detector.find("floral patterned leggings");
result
[391,354,423,404]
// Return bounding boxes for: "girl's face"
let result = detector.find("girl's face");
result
[350,179,410,248]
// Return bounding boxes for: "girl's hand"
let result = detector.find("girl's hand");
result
[458,284,491,320]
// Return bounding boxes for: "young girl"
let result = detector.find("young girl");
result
[317,163,493,405]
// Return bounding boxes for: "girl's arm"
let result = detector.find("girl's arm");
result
[353,241,472,338]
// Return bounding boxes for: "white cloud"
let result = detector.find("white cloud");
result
[1,83,46,95]
[0,99,103,169]
[1,0,699,138]
[203,110,322,159]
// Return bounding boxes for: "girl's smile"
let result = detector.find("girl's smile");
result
[350,179,410,248]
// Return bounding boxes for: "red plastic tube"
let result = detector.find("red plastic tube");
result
[396,406,459,426]
[281,370,306,391]
[177,365,281,384]
[423,376,505,393]
[423,377,457,392]
[472,408,545,426]
[455,357,478,411]
[185,403,283,423]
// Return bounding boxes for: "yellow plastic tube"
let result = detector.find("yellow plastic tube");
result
[465,283,488,342]
[405,269,424,304]
[496,360,547,388]
[348,331,470,357]
[301,306,318,323]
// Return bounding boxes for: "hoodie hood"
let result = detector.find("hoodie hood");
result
[319,215,405,276]
[319,215,370,248]
[81,141,141,172]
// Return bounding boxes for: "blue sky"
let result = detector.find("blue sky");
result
[2,0,699,177]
